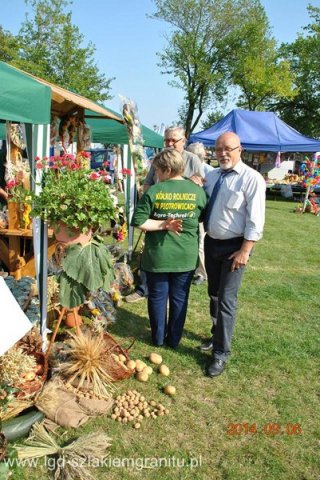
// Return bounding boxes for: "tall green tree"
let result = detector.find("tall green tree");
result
[151,0,241,136]
[273,5,320,138]
[225,1,295,111]
[0,27,20,64]
[151,0,295,136]
[14,0,113,101]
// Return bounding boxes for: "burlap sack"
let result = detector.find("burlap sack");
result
[35,378,113,428]
[79,396,113,415]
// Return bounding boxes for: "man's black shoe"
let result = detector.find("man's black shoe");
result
[206,359,226,377]
[198,338,213,351]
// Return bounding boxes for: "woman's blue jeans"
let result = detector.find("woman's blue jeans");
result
[146,270,194,347]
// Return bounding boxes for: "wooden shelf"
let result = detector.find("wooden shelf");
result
[0,228,55,279]
[0,228,54,238]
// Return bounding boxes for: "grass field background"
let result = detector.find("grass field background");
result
[9,199,320,480]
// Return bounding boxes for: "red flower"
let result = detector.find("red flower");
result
[89,171,101,180]
[120,168,132,176]
[79,151,91,159]
[70,163,80,170]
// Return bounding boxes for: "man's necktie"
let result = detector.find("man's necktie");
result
[204,170,233,231]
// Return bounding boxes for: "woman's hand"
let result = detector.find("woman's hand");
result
[163,218,183,235]
[139,218,183,235]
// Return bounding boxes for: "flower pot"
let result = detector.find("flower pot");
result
[54,222,92,245]
[64,308,83,328]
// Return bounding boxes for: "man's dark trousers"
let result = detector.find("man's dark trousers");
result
[204,235,246,362]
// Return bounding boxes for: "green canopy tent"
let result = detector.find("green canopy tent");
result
[0,61,51,124]
[85,110,163,148]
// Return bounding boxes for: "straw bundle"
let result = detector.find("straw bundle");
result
[58,330,115,398]
[15,422,112,480]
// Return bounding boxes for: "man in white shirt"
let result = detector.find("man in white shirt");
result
[202,131,266,377]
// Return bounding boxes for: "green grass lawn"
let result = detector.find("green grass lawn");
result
[9,199,320,480]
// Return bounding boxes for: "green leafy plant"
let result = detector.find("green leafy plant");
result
[58,238,115,308]
[30,152,118,233]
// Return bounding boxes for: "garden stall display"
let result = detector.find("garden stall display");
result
[0,60,123,337]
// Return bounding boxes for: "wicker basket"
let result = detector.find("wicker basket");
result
[102,332,135,382]
[15,352,48,399]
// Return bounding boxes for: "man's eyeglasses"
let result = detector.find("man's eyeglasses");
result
[164,137,184,145]
[215,145,240,154]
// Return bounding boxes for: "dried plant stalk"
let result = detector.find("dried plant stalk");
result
[0,399,33,422]
[15,422,59,459]
[58,330,115,398]
[15,422,112,480]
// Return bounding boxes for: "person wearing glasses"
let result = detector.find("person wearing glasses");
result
[201,131,266,377]
[132,148,207,347]
[124,126,204,303]
[143,126,204,190]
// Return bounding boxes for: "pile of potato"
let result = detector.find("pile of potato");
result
[111,353,131,371]
[111,390,169,429]
[113,351,177,397]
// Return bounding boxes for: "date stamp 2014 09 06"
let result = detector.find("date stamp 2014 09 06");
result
[227,423,303,436]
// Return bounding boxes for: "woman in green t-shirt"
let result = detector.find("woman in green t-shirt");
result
[133,149,207,347]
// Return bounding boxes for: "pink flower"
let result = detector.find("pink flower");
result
[36,161,44,169]
[60,158,68,166]
[6,180,18,189]
[64,154,76,162]
[117,232,124,241]
[103,175,112,184]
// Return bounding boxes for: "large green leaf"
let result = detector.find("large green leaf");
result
[61,241,114,292]
[58,272,88,308]
[103,267,115,292]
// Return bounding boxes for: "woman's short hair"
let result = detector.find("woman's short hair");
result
[186,142,206,161]
[152,148,184,176]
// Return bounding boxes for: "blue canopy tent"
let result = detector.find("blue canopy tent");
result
[189,109,320,152]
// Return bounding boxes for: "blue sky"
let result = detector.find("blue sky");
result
[0,0,312,130]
